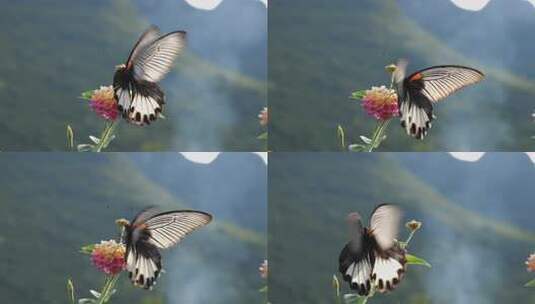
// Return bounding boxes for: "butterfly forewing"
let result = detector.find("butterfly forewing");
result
[411,65,484,103]
[369,204,402,251]
[132,31,187,83]
[125,25,161,69]
[145,211,212,249]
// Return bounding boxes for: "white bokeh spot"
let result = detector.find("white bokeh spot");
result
[449,152,486,162]
[181,152,220,164]
[450,0,491,11]
[450,152,535,164]
[185,0,266,10]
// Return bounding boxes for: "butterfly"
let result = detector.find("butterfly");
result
[118,208,212,289]
[393,60,484,139]
[113,25,186,126]
[338,204,406,296]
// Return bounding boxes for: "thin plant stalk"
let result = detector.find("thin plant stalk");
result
[404,230,416,248]
[96,274,120,304]
[365,119,391,152]
[94,121,118,152]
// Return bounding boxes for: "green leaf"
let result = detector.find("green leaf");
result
[348,144,366,152]
[406,254,431,268]
[525,279,535,287]
[350,90,367,100]
[257,132,268,140]
[80,244,95,255]
[337,125,345,149]
[67,278,76,304]
[359,136,372,145]
[80,90,94,100]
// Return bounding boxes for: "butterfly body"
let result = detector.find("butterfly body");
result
[339,204,406,296]
[394,61,484,139]
[113,25,186,126]
[121,208,212,289]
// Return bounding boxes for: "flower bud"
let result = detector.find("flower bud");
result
[385,64,397,73]
[406,220,422,232]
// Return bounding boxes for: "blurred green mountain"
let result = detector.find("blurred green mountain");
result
[0,153,266,304]
[268,153,535,303]
[269,0,535,151]
[0,0,266,151]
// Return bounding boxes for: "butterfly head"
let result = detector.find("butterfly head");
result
[115,63,127,70]
[392,59,408,84]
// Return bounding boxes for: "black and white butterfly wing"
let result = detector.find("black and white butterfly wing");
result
[369,204,401,251]
[371,245,406,293]
[398,64,484,139]
[113,26,185,126]
[338,235,374,296]
[125,240,162,289]
[125,25,161,70]
[412,65,484,103]
[144,210,213,249]
[124,209,212,289]
[132,31,187,83]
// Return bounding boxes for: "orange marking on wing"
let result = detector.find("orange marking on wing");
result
[410,73,423,81]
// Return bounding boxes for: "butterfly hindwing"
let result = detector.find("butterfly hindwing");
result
[339,234,374,296]
[126,241,162,289]
[371,245,407,293]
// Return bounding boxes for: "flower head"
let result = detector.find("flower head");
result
[259,259,268,279]
[526,254,535,272]
[91,240,126,275]
[361,86,399,121]
[406,220,422,232]
[89,86,118,121]
[385,64,397,73]
[258,107,268,127]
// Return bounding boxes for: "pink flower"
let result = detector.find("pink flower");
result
[361,86,399,121]
[91,240,126,275]
[526,254,535,272]
[258,107,268,127]
[259,259,268,279]
[89,86,118,121]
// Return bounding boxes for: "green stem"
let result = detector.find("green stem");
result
[93,121,118,152]
[405,230,415,247]
[366,119,390,152]
[96,274,120,304]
